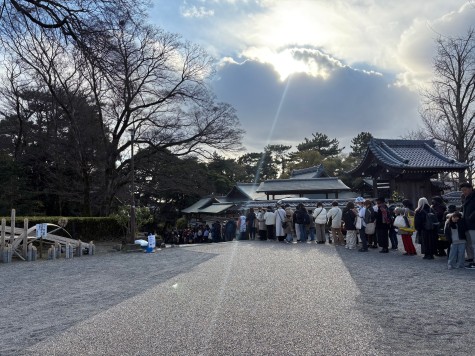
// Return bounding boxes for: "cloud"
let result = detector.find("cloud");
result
[180,5,215,18]
[395,2,475,89]
[180,6,214,18]
[212,59,419,154]
[150,0,474,156]
[185,0,471,88]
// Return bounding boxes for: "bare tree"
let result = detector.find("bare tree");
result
[421,28,475,183]
[0,0,143,53]
[79,16,243,213]
[0,10,244,215]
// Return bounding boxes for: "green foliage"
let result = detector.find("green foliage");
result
[297,132,344,156]
[265,144,292,178]
[110,206,153,238]
[206,152,247,194]
[286,151,323,175]
[237,151,278,182]
[350,132,373,158]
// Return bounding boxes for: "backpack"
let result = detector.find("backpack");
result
[364,207,376,224]
[424,211,440,231]
[295,210,305,224]
[303,212,310,225]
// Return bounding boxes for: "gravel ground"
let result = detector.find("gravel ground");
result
[2,238,475,355]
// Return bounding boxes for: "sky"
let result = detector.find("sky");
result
[149,0,475,155]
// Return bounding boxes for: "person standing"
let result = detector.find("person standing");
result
[313,202,327,244]
[358,200,368,252]
[364,200,377,248]
[294,204,308,242]
[223,219,237,241]
[460,183,475,268]
[257,208,267,240]
[246,208,257,240]
[387,203,398,250]
[237,212,247,240]
[284,204,294,243]
[431,196,448,256]
[275,203,287,242]
[342,201,358,249]
[445,212,466,269]
[328,201,344,246]
[375,197,390,253]
[414,197,437,260]
[264,206,276,241]
[293,204,302,242]
[307,209,316,242]
[211,220,222,243]
[400,200,417,255]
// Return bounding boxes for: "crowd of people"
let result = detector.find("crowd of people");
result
[169,182,475,270]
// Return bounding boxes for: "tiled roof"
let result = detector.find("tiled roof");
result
[198,203,237,214]
[349,139,468,174]
[256,177,350,193]
[290,164,328,179]
[231,183,268,200]
[181,197,216,213]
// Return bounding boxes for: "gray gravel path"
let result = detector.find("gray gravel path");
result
[2,239,475,355]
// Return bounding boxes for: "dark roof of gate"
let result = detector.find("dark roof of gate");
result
[349,139,468,175]
[290,164,328,179]
[256,177,350,194]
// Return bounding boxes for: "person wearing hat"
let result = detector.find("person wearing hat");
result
[375,197,390,253]
[460,182,475,268]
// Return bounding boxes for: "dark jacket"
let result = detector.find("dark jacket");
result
[444,217,466,243]
[462,192,475,230]
[375,204,390,228]
[342,209,357,230]
[431,202,446,222]
[294,208,308,225]
[414,204,432,231]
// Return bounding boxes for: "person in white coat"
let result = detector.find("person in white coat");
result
[313,201,327,244]
[264,206,276,240]
[275,203,287,241]
[327,201,344,246]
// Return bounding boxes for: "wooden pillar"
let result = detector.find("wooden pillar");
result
[0,218,5,262]
[1,218,5,249]
[10,209,16,245]
[22,218,28,259]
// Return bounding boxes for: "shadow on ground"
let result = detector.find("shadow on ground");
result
[0,248,216,356]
